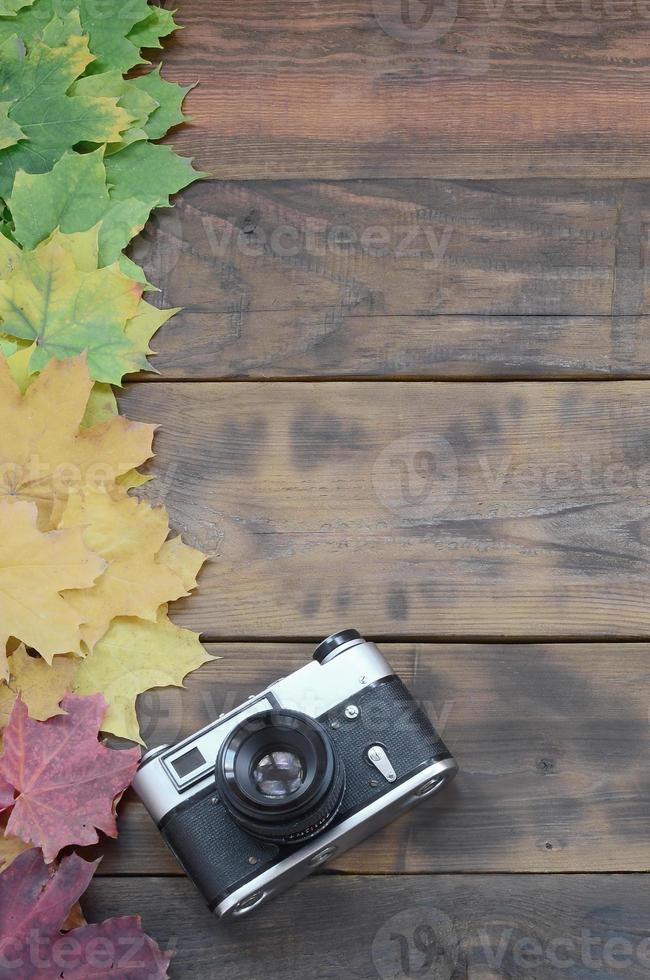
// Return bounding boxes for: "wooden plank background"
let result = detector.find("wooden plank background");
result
[136,179,650,380]
[120,381,650,639]
[84,875,650,979]
[95,0,650,974]
[96,643,650,875]
[159,0,650,178]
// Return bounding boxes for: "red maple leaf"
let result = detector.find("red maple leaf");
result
[0,848,171,978]
[0,776,13,811]
[0,694,139,862]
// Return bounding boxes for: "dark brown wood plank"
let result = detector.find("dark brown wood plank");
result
[145,311,650,381]
[134,179,650,379]
[84,874,650,979]
[138,178,622,316]
[99,643,650,875]
[119,380,650,639]
[161,0,650,177]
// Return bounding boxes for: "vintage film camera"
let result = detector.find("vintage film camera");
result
[134,629,458,919]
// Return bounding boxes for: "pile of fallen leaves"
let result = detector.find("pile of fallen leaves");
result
[0,0,208,974]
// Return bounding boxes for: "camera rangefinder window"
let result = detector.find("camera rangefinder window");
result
[171,746,206,779]
[252,749,306,798]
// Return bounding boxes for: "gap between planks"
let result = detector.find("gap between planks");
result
[127,375,650,384]
[168,634,650,645]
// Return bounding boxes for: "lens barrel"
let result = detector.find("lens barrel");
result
[215,710,345,844]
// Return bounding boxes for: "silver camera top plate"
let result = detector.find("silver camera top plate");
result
[134,637,393,824]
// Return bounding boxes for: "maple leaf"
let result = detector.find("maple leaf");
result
[0,100,23,150]
[0,31,131,197]
[100,197,157,284]
[82,381,117,427]
[71,68,159,150]
[0,353,155,529]
[0,2,63,49]
[0,0,155,72]
[0,500,105,670]
[0,693,139,860]
[0,5,93,58]
[74,609,212,743]
[158,534,207,591]
[1,643,77,721]
[0,679,13,730]
[59,488,198,651]
[132,65,192,140]
[0,0,35,15]
[123,298,179,372]
[0,775,11,809]
[0,849,171,977]
[9,149,159,282]
[0,820,29,871]
[105,139,207,209]
[0,5,44,50]
[56,0,152,74]
[0,227,147,383]
[10,149,113,251]
[128,5,178,51]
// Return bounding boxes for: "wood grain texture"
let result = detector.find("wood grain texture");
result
[159,0,650,177]
[119,380,650,639]
[98,642,650,875]
[84,874,650,979]
[133,179,650,379]
[146,311,650,381]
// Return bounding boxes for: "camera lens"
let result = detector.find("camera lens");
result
[215,710,345,844]
[252,750,305,799]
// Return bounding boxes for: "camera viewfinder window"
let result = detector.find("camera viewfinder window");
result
[171,747,206,779]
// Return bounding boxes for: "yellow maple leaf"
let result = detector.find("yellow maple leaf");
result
[2,344,31,392]
[0,227,144,385]
[1,644,78,722]
[0,500,105,674]
[73,608,213,744]
[0,677,14,731]
[158,535,206,592]
[59,488,201,651]
[124,300,179,366]
[0,821,30,872]
[0,354,154,530]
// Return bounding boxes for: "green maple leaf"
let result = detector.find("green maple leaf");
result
[0,6,41,47]
[0,2,76,50]
[10,150,111,249]
[0,99,23,149]
[132,65,191,140]
[55,0,152,73]
[0,0,153,72]
[98,196,156,281]
[71,69,158,151]
[0,30,131,198]
[0,227,147,383]
[124,298,178,368]
[0,199,14,241]
[10,149,158,280]
[0,336,17,356]
[127,5,178,50]
[40,5,81,44]
[81,381,117,426]
[105,140,207,208]
[0,2,77,50]
[0,0,35,15]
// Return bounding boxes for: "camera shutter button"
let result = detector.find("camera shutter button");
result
[368,745,396,782]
